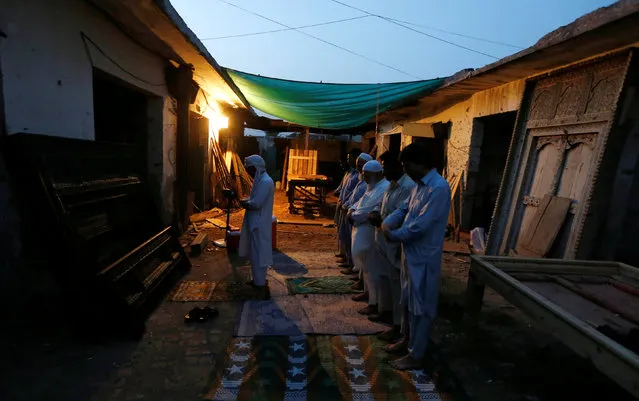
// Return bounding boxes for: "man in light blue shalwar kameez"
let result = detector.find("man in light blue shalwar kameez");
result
[338,153,373,275]
[334,150,361,261]
[381,142,451,370]
[369,151,416,340]
[335,149,363,265]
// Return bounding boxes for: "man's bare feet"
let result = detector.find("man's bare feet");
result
[357,305,378,315]
[377,326,401,342]
[389,354,422,370]
[384,338,408,354]
[368,311,393,324]
[351,292,368,302]
[254,285,270,300]
[350,280,364,291]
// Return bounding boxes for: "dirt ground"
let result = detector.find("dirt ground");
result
[188,190,337,251]
[3,190,636,401]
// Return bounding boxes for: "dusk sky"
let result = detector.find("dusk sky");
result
[171,0,616,83]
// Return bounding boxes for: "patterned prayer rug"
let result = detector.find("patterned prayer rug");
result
[202,335,443,400]
[209,280,268,302]
[168,281,217,302]
[286,276,362,295]
[235,298,313,336]
[235,295,388,336]
[296,294,388,335]
[206,268,272,302]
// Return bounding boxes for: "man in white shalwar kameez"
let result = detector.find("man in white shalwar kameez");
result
[381,143,451,370]
[347,160,389,315]
[369,151,416,340]
[338,152,373,275]
[239,155,275,299]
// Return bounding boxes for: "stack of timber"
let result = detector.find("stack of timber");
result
[230,152,253,198]
[209,139,252,209]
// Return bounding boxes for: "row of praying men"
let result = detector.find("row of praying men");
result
[334,142,451,370]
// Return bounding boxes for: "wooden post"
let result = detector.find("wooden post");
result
[305,128,310,150]
[175,64,194,232]
[281,146,289,191]
[465,267,485,318]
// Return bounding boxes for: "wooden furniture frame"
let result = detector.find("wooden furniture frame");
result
[287,177,332,216]
[467,255,639,397]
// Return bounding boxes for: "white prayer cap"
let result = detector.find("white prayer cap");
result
[363,160,383,173]
[357,153,373,162]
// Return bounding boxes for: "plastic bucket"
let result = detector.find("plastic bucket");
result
[226,230,241,252]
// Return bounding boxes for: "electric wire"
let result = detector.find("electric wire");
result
[385,17,524,49]
[328,0,499,59]
[200,15,371,40]
[80,32,165,87]
[215,0,423,80]
[204,4,522,50]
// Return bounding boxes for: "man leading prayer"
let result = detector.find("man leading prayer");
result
[239,155,275,299]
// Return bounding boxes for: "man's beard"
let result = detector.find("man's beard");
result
[366,177,380,187]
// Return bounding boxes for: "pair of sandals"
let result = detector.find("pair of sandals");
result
[184,306,219,323]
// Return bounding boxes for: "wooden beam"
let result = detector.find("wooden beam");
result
[190,232,209,256]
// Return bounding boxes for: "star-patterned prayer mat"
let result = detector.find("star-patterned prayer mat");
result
[201,335,443,400]
[286,276,362,295]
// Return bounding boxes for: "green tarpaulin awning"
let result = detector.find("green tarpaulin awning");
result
[224,68,447,130]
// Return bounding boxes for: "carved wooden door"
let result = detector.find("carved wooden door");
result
[517,129,599,254]
[501,53,630,258]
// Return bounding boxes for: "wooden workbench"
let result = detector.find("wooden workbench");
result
[286,175,333,216]
[467,255,639,397]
